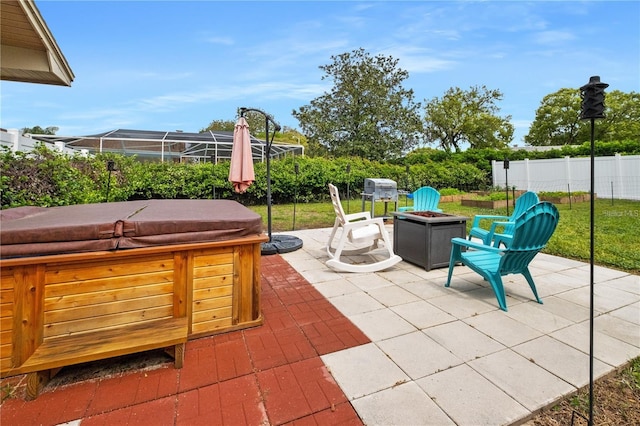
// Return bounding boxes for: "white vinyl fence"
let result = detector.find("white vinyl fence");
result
[492,154,640,201]
[1,128,83,156]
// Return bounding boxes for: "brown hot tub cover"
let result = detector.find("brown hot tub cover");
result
[0,199,263,258]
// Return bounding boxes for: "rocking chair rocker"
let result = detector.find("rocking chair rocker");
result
[326,183,402,273]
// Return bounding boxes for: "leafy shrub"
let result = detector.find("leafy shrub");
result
[11,142,622,209]
[439,187,465,196]
[474,192,508,201]
[1,145,105,208]
[538,191,588,197]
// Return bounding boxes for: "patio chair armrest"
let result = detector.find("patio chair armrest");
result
[343,215,385,228]
[487,220,515,240]
[471,214,510,228]
[344,211,372,222]
[451,237,504,253]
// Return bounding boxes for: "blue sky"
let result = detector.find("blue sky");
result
[2,1,638,146]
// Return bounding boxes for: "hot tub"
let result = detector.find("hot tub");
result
[0,199,267,399]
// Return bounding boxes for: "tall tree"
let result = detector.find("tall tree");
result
[525,88,639,146]
[423,86,513,152]
[200,110,280,137]
[292,48,423,161]
[598,90,640,142]
[524,88,584,146]
[200,119,235,132]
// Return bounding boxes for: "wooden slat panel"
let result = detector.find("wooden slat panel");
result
[237,244,254,324]
[193,264,233,279]
[193,296,232,313]
[15,265,43,368]
[1,358,13,371]
[232,248,241,325]
[0,288,15,305]
[192,306,232,324]
[191,317,233,335]
[193,251,233,267]
[1,267,16,287]
[0,343,12,359]
[44,282,173,311]
[43,306,173,339]
[192,275,232,290]
[193,285,233,301]
[19,317,188,374]
[45,255,174,284]
[45,271,173,298]
[0,316,13,332]
[45,294,173,324]
[251,243,262,321]
[173,252,188,318]
[0,328,12,342]
[0,303,13,320]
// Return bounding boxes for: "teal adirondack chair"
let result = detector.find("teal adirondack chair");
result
[446,201,559,311]
[468,191,539,247]
[398,186,442,213]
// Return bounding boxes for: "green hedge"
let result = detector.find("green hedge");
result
[0,146,486,208]
[3,140,634,209]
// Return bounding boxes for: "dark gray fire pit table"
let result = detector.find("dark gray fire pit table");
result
[392,211,469,271]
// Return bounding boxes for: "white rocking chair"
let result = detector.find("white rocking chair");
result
[325,183,402,273]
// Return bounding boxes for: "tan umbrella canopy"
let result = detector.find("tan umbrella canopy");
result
[228,117,255,193]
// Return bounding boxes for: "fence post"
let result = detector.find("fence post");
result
[565,156,572,194]
[614,153,623,201]
[611,181,614,205]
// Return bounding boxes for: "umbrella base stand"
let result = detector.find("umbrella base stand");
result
[261,234,303,255]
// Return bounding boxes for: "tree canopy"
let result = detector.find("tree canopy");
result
[21,126,59,135]
[200,109,279,136]
[525,88,639,146]
[292,48,423,161]
[422,85,513,153]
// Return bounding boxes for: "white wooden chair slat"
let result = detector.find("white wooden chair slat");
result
[325,183,402,273]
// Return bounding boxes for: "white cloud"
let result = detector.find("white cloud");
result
[532,30,576,45]
[204,36,234,46]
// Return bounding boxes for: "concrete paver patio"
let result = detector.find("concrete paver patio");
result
[1,225,638,425]
[282,226,639,426]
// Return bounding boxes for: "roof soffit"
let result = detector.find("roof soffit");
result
[1,0,75,86]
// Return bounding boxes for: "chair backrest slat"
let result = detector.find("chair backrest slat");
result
[499,202,559,274]
[328,183,347,225]
[502,191,540,235]
[412,186,440,211]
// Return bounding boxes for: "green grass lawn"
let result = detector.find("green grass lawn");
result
[249,197,640,274]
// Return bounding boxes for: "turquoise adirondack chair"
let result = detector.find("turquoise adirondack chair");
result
[446,201,559,311]
[468,191,539,247]
[398,186,442,213]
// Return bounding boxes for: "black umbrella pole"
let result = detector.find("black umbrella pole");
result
[266,118,272,242]
[240,107,302,255]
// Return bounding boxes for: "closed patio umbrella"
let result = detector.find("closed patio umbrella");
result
[239,107,303,255]
[228,116,254,193]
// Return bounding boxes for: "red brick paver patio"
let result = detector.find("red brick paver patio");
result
[1,255,370,425]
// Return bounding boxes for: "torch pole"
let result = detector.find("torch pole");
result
[579,75,608,426]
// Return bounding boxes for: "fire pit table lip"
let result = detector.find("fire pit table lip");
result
[392,211,469,223]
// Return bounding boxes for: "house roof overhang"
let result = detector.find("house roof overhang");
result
[1,0,74,86]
